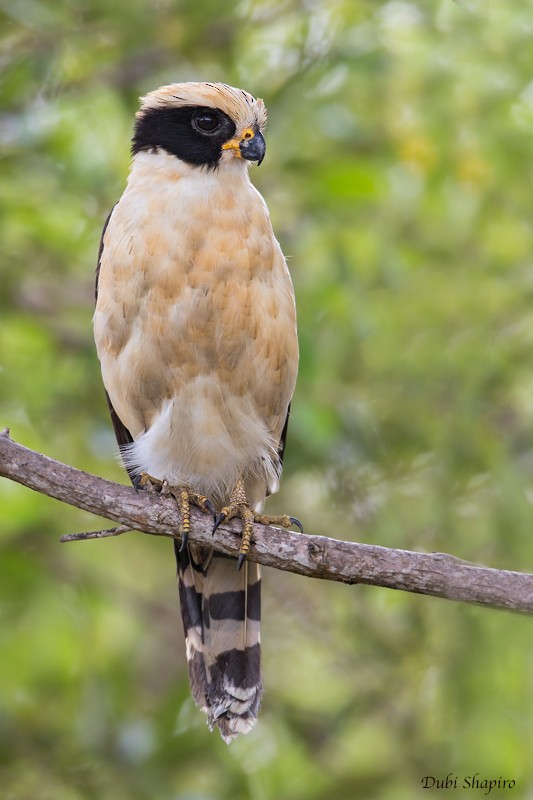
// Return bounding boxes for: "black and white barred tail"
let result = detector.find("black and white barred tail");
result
[175,541,262,743]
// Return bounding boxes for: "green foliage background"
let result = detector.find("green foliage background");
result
[2,1,533,797]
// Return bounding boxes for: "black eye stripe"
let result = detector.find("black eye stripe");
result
[132,105,237,168]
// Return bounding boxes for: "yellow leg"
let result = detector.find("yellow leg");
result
[134,472,214,551]
[167,483,213,551]
[213,478,303,569]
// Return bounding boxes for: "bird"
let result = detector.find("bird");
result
[93,82,299,742]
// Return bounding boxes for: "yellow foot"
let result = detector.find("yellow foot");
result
[134,473,214,551]
[212,478,303,569]
[133,472,164,493]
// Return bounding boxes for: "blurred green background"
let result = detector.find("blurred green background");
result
[2,0,533,797]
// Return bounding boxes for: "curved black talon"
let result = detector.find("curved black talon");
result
[236,553,246,571]
[179,531,189,553]
[290,516,304,533]
[212,512,226,535]
[203,498,216,517]
[133,474,142,493]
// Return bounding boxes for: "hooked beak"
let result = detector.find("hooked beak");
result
[239,130,266,165]
[222,128,266,165]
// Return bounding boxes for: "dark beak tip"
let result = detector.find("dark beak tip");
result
[239,131,266,165]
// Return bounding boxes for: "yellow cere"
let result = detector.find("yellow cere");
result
[222,128,255,153]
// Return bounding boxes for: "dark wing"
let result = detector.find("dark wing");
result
[266,403,291,497]
[95,206,135,481]
[95,205,115,302]
[103,388,134,452]
[277,402,291,468]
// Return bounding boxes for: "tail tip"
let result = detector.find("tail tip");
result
[210,711,258,744]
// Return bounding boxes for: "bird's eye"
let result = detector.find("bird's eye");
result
[193,112,221,134]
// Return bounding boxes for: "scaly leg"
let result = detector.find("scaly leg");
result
[134,472,214,551]
[213,477,303,569]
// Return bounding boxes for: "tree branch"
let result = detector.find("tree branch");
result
[1,428,533,614]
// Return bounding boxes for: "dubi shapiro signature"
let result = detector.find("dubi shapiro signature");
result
[421,774,516,795]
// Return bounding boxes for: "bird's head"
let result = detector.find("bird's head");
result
[132,82,267,170]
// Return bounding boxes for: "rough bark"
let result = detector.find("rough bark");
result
[2,428,533,614]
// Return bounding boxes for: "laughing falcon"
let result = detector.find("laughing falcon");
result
[93,83,299,742]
